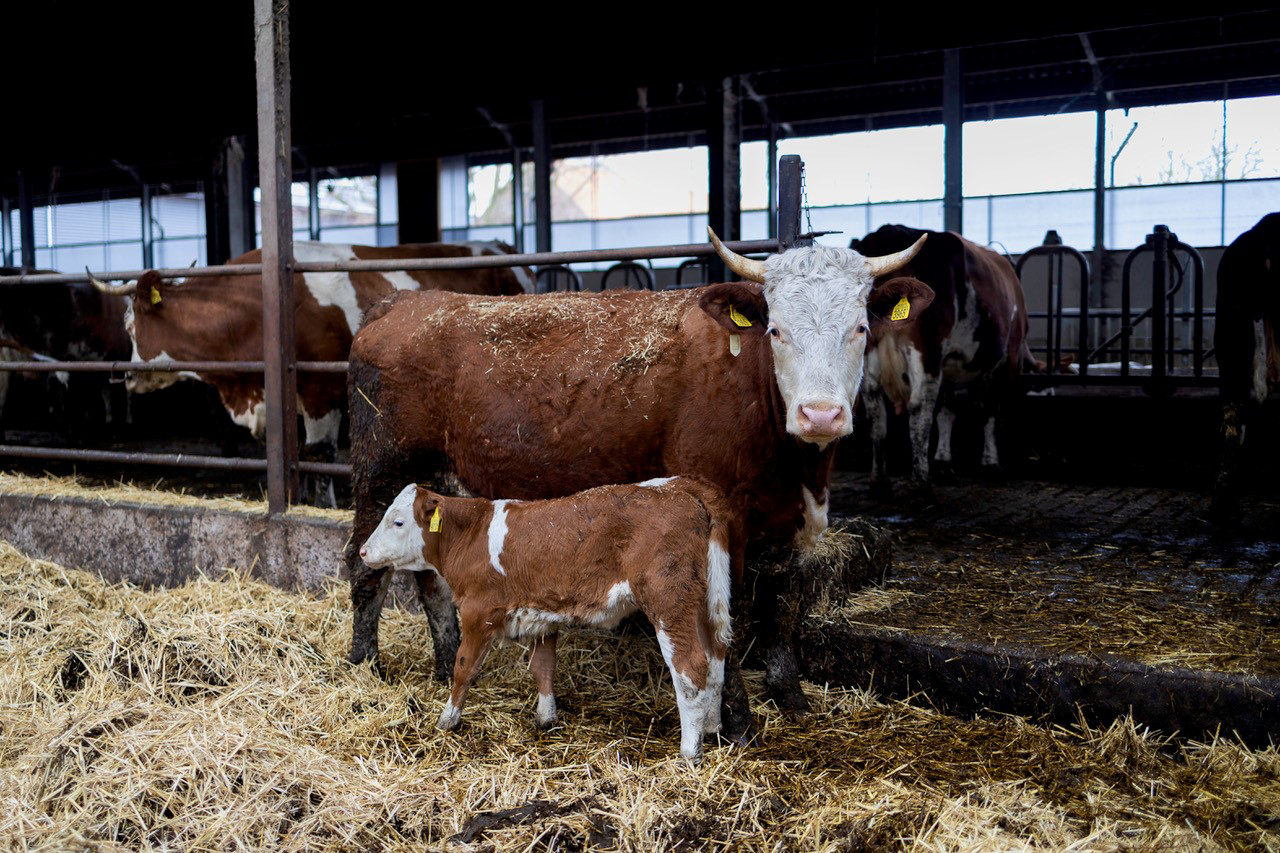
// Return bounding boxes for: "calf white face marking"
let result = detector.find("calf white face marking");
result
[488,499,517,576]
[294,242,363,334]
[360,484,428,571]
[762,247,878,445]
[636,476,676,488]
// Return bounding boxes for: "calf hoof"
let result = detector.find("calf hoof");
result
[437,703,462,731]
[719,713,759,748]
[432,659,453,683]
[681,748,704,766]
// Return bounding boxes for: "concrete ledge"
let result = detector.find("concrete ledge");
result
[0,492,353,593]
[800,623,1280,748]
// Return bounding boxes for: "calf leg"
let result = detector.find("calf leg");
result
[653,622,715,763]
[439,615,496,731]
[414,571,460,682]
[528,633,559,729]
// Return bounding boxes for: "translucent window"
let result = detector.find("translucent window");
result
[1106,100,1228,187]
[964,112,1097,195]
[779,126,944,205]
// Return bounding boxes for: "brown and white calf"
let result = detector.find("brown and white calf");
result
[358,477,735,762]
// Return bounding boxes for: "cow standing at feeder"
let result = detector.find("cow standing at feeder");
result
[359,477,735,762]
[852,225,1032,494]
[345,229,934,736]
[1213,212,1279,518]
[88,241,531,505]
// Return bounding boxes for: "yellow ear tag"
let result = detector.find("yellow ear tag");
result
[890,296,910,321]
[728,304,752,328]
[729,333,741,357]
[429,506,441,533]
[150,286,163,305]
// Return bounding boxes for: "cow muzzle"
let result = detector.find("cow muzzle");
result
[795,402,848,440]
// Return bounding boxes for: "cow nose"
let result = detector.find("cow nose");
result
[359,546,368,560]
[797,403,846,435]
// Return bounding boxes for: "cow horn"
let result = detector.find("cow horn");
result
[862,233,928,278]
[707,227,766,283]
[85,267,138,296]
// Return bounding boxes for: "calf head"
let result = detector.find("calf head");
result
[88,270,188,393]
[701,229,935,445]
[360,484,449,573]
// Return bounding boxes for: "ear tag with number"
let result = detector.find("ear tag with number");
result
[890,296,910,321]
[729,333,741,357]
[429,506,441,533]
[150,286,163,305]
[728,304,753,328]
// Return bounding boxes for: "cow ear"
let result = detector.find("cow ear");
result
[699,282,769,335]
[412,487,439,526]
[135,271,166,311]
[868,277,934,330]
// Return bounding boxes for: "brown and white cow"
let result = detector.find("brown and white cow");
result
[852,225,1031,493]
[359,477,735,762]
[89,241,530,505]
[345,229,934,736]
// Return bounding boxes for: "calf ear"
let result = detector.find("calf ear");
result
[412,487,441,527]
[699,282,769,334]
[868,277,935,331]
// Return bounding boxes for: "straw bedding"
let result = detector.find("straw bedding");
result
[2,541,1278,851]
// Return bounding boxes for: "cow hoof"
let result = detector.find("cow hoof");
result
[931,462,958,484]
[978,463,1007,482]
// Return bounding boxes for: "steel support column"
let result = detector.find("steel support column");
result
[778,155,805,250]
[1092,104,1106,310]
[1,197,12,267]
[943,49,964,234]
[308,168,321,241]
[208,135,254,264]
[532,99,552,254]
[767,124,779,241]
[396,160,441,243]
[17,171,35,271]
[707,76,742,282]
[141,184,154,268]
[254,0,298,513]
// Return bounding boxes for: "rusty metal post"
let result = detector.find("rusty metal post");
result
[254,0,298,513]
[532,99,552,254]
[777,155,804,251]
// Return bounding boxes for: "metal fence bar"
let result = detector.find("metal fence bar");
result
[0,445,269,470]
[0,240,779,286]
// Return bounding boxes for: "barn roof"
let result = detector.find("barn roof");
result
[5,7,1279,198]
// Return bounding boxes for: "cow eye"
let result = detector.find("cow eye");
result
[857,323,870,335]
[768,326,781,339]
[393,519,404,528]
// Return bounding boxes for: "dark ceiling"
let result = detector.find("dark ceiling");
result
[5,7,1279,200]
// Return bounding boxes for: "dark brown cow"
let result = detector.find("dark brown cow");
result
[89,241,530,504]
[1212,212,1279,518]
[359,477,734,762]
[852,225,1031,492]
[345,230,934,737]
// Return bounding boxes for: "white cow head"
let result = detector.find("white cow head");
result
[700,229,933,445]
[359,483,433,571]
